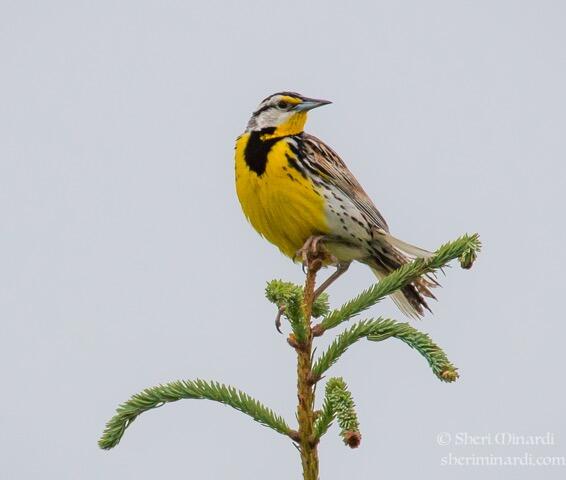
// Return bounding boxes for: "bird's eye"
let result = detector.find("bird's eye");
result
[277,101,289,109]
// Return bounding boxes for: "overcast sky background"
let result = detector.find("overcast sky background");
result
[2,1,565,479]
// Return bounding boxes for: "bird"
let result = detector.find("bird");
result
[235,92,437,325]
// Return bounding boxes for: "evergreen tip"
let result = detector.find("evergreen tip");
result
[459,233,482,269]
[265,279,330,318]
[440,368,459,382]
[325,377,361,447]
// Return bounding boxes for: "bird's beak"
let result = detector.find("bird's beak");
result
[294,97,332,112]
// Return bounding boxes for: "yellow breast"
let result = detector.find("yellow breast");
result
[235,132,329,259]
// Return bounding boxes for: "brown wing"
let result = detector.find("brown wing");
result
[301,133,389,232]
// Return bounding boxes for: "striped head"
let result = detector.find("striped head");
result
[246,92,331,137]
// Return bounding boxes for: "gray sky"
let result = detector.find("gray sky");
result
[1,1,565,479]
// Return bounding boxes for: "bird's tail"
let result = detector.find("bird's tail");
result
[368,231,438,319]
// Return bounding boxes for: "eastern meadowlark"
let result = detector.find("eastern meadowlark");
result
[235,92,436,324]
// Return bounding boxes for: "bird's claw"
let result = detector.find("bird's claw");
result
[274,305,285,334]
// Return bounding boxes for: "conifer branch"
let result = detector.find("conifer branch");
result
[319,233,481,332]
[325,377,361,448]
[99,232,479,478]
[98,379,292,450]
[311,318,459,383]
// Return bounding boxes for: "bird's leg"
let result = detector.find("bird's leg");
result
[296,235,346,298]
[313,261,350,299]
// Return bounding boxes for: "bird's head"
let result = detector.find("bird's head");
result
[246,92,331,137]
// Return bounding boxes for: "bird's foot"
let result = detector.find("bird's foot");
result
[294,235,335,270]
